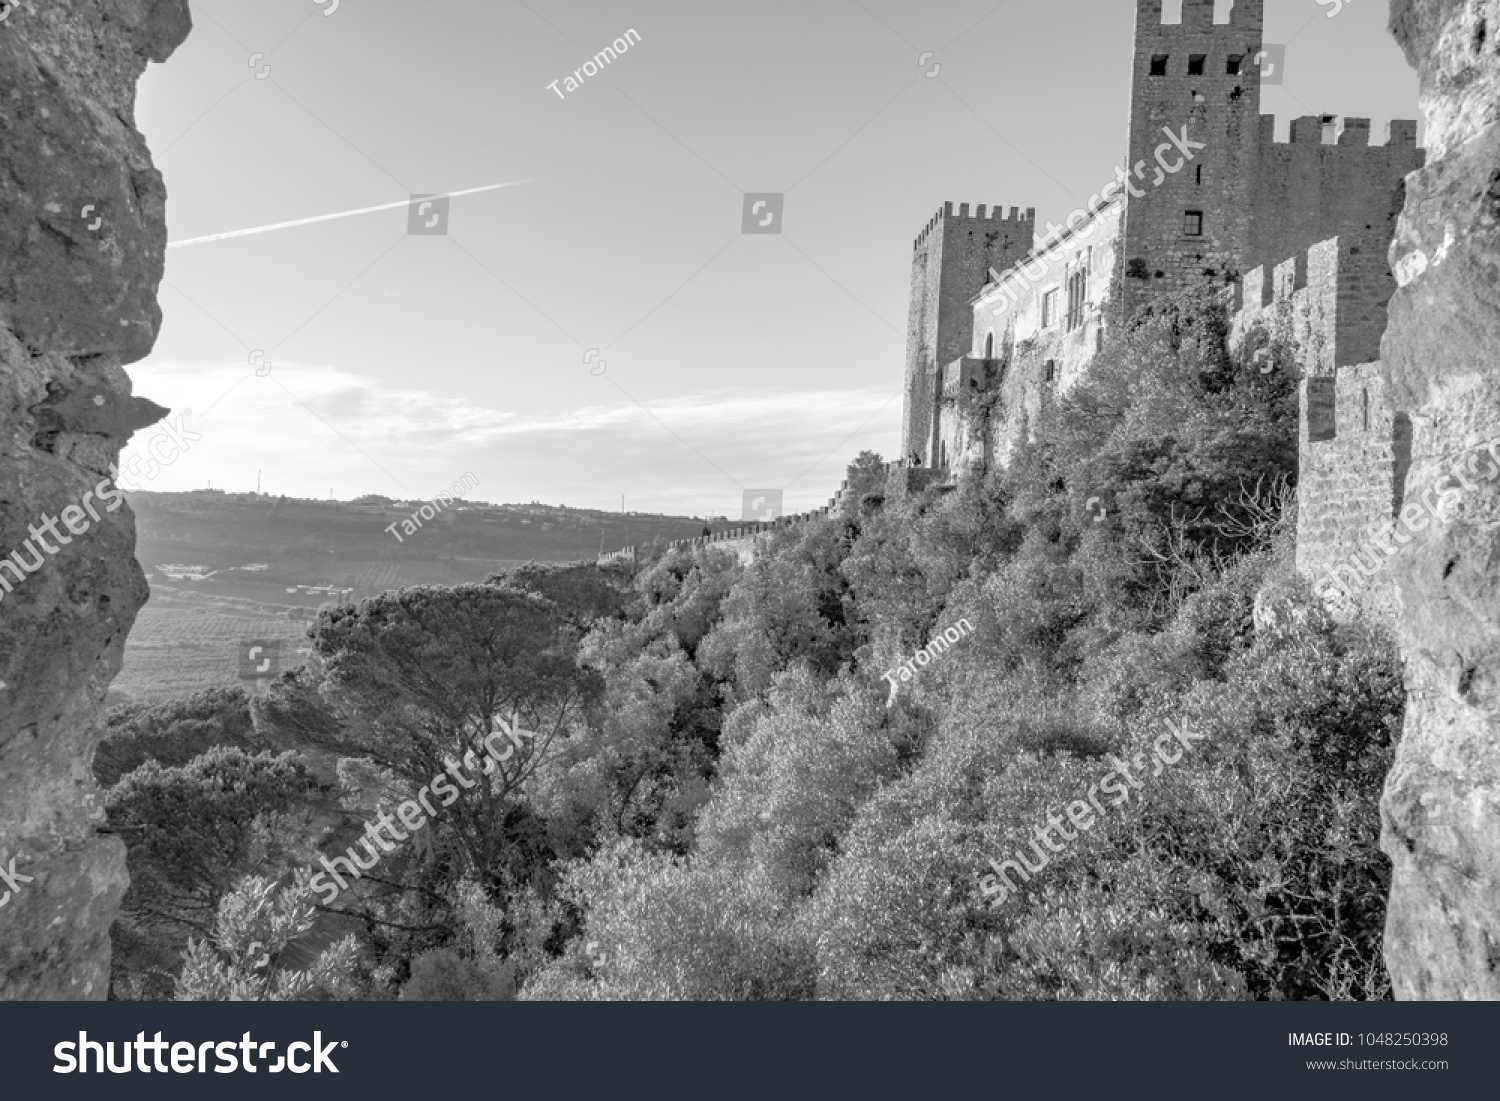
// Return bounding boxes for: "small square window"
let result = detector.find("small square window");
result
[1150,54,1169,76]
[1184,211,1204,236]
[1227,54,1244,75]
[1188,54,1206,75]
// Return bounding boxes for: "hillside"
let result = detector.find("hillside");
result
[114,491,726,705]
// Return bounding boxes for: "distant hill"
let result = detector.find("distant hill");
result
[113,491,724,706]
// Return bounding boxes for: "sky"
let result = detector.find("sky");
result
[128,0,1421,517]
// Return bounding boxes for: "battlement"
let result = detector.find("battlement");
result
[914,202,1037,249]
[1258,114,1421,149]
[599,506,841,568]
[597,462,937,569]
[1232,233,1394,374]
[1136,0,1264,35]
[1295,362,1408,625]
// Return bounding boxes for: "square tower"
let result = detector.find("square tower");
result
[1120,0,1265,317]
[903,202,1033,466]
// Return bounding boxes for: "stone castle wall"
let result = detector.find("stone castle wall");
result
[1227,235,1408,623]
[914,0,1421,485]
[934,356,999,478]
[1249,117,1423,280]
[1295,365,1410,625]
[972,198,1126,471]
[1121,0,1264,318]
[1231,234,1397,375]
[598,463,941,568]
[903,203,1034,466]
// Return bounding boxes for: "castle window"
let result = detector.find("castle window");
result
[1065,268,1088,332]
[1041,288,1060,328]
[984,331,994,358]
[1227,54,1244,75]
[1150,54,1170,76]
[1183,210,1204,236]
[1188,54,1206,75]
[1196,164,1203,185]
[1044,359,1056,382]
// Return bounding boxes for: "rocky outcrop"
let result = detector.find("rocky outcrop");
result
[0,0,190,1000]
[1381,0,1500,1000]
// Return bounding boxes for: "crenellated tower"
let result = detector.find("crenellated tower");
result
[896,0,1422,481]
[903,202,1033,466]
[1120,0,1266,317]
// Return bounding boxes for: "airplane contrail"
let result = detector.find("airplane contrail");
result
[166,179,539,249]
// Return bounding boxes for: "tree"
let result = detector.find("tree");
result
[487,561,634,636]
[106,748,329,999]
[308,584,602,909]
[842,450,889,515]
[95,687,259,787]
[175,874,360,1001]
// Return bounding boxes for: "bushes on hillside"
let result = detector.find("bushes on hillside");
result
[105,287,1402,1003]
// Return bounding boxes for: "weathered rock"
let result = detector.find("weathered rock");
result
[0,0,191,1000]
[1381,0,1500,1000]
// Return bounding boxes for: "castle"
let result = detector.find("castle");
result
[621,0,1426,608]
[900,0,1424,619]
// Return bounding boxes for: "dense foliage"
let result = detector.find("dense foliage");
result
[101,290,1401,1001]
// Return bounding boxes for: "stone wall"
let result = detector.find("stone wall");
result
[903,203,1034,466]
[1249,117,1424,283]
[1231,234,1397,375]
[1379,0,1500,1002]
[1120,0,1264,318]
[603,505,839,568]
[1228,232,1410,624]
[601,461,941,568]
[970,197,1125,470]
[1295,365,1410,626]
[0,0,192,1000]
[934,357,998,478]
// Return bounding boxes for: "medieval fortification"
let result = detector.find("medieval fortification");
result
[653,0,1424,631]
[1,0,1493,1005]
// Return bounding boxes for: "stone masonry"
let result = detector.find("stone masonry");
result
[903,203,1033,468]
[1228,234,1410,624]
[908,0,1423,480]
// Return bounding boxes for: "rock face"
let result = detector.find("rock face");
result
[1381,0,1500,1000]
[0,0,190,1000]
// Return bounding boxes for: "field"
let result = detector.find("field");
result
[114,560,534,707]
[112,590,317,707]
[111,491,721,708]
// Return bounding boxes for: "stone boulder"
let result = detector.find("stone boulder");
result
[0,0,191,1000]
[1381,0,1500,1000]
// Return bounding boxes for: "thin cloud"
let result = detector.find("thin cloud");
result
[121,361,900,510]
[166,180,539,249]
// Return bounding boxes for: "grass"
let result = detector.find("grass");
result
[113,591,316,706]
